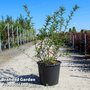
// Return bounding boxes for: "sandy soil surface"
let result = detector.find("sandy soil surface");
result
[0,41,90,90]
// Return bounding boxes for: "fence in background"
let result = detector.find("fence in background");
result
[66,32,90,55]
[0,23,35,52]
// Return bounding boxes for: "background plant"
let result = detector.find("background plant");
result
[0,4,36,46]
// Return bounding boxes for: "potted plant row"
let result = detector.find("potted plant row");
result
[35,5,80,86]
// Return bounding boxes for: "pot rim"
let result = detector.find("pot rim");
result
[37,60,61,66]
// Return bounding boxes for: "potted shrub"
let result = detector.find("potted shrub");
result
[35,5,80,86]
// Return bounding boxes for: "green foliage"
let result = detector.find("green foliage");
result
[11,43,17,48]
[5,15,14,25]
[63,51,70,56]
[81,29,84,33]
[88,30,90,33]
[0,4,36,42]
[46,83,49,86]
[23,4,34,30]
[69,28,72,33]
[72,27,76,33]
[64,5,80,31]
[35,4,80,64]
[37,28,47,40]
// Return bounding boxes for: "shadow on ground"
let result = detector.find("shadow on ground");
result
[0,68,41,85]
[70,75,90,79]
[62,47,90,72]
[15,74,40,85]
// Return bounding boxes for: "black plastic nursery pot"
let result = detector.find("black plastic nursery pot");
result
[37,60,61,86]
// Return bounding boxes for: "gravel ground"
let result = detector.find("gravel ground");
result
[0,42,90,90]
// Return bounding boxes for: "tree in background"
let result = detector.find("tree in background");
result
[72,27,76,33]
[81,29,84,33]
[69,28,72,33]
[5,15,14,25]
[0,4,36,41]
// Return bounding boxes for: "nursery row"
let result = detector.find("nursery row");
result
[0,23,36,51]
[66,32,90,55]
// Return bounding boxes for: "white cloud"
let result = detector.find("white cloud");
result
[74,23,76,24]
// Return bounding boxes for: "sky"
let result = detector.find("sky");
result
[0,0,90,34]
